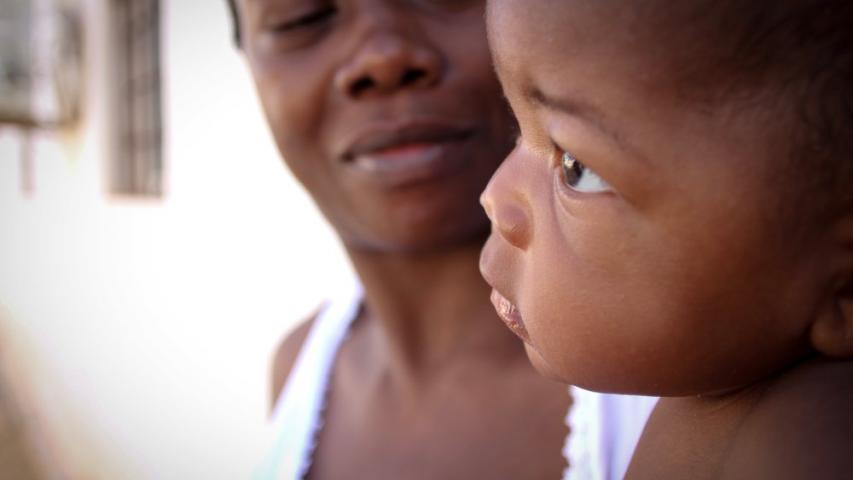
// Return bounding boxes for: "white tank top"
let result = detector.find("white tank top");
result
[256,278,656,480]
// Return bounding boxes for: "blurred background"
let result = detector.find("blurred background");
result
[0,0,352,478]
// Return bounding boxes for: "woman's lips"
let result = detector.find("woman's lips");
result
[340,123,474,188]
[490,289,531,343]
[350,142,460,186]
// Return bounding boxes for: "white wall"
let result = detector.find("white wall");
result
[0,1,351,478]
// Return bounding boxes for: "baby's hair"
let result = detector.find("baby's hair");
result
[656,0,853,216]
[226,0,241,47]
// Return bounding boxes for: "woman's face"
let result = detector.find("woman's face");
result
[237,0,515,253]
[480,0,825,396]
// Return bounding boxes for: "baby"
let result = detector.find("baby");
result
[479,0,853,478]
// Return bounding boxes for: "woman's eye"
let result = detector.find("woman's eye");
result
[272,6,336,32]
[418,0,479,12]
[561,151,610,193]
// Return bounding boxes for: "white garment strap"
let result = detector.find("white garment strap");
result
[255,278,362,480]
[600,393,657,480]
[255,274,656,480]
[564,387,606,480]
[564,387,658,480]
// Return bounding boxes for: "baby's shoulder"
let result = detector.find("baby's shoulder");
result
[723,359,853,480]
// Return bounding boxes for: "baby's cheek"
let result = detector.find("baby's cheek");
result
[531,208,682,387]
[523,239,612,381]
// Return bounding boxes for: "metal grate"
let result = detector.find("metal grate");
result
[109,0,163,196]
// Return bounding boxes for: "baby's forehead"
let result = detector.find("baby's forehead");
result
[524,1,814,100]
[491,1,725,64]
[491,1,729,90]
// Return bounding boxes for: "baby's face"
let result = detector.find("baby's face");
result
[480,0,825,396]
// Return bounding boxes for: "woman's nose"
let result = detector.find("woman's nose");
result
[334,28,442,99]
[480,148,533,251]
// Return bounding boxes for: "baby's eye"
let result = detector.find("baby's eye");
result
[561,151,610,193]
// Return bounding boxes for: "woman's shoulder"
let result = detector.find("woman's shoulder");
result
[269,309,321,411]
[723,359,853,479]
[268,281,364,411]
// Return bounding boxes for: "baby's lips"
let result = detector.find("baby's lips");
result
[490,289,531,343]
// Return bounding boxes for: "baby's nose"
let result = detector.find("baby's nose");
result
[480,158,532,251]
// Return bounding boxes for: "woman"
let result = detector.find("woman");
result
[226,1,654,478]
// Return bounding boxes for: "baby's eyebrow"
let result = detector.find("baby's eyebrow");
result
[527,87,641,159]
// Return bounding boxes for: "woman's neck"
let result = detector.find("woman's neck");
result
[345,237,526,387]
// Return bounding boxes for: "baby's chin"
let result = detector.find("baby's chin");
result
[524,343,569,384]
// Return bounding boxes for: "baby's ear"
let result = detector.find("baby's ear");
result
[810,216,853,358]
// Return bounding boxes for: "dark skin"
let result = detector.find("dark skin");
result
[234,0,569,478]
[483,0,853,478]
